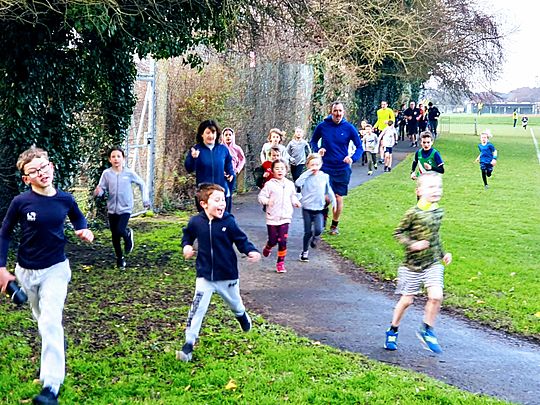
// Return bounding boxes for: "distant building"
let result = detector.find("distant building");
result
[469,102,537,115]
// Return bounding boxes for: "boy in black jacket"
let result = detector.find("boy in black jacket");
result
[177,183,261,362]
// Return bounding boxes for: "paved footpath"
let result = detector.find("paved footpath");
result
[234,143,540,405]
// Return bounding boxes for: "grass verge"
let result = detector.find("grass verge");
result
[0,215,506,404]
[325,114,540,338]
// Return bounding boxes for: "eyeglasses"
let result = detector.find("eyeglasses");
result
[24,162,52,178]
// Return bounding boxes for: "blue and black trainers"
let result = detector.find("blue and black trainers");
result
[384,328,398,351]
[416,327,442,354]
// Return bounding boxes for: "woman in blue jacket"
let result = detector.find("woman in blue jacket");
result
[185,120,234,211]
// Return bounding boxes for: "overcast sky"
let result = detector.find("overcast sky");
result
[481,0,540,92]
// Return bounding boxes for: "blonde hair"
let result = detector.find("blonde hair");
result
[16,147,49,173]
[416,172,442,191]
[481,129,492,138]
[306,153,322,167]
[267,128,285,142]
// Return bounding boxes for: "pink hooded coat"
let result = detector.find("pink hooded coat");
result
[222,128,246,175]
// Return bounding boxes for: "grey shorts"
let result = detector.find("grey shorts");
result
[395,262,444,295]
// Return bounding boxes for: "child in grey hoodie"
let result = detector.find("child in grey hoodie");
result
[94,147,150,268]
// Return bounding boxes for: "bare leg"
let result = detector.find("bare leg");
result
[391,295,414,327]
[424,286,443,326]
[332,195,343,222]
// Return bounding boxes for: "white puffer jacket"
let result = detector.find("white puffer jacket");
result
[258,178,300,225]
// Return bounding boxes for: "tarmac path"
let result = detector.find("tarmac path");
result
[234,143,540,405]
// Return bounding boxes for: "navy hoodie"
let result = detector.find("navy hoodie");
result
[182,211,258,281]
[185,143,234,192]
[310,116,363,171]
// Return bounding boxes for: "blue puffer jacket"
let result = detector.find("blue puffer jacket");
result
[182,211,258,281]
[185,143,234,192]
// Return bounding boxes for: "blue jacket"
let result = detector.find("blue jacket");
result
[185,144,234,192]
[310,116,363,171]
[182,211,258,281]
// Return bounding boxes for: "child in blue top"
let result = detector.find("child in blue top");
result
[0,147,94,405]
[295,154,336,262]
[178,183,261,362]
[475,130,498,189]
[94,147,150,268]
[185,120,235,211]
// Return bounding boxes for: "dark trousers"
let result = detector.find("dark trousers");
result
[302,209,324,252]
[108,213,130,259]
[226,177,236,213]
[429,120,438,136]
[265,223,289,263]
[290,164,304,192]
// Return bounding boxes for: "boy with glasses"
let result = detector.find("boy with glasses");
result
[0,147,94,405]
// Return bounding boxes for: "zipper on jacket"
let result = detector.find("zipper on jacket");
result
[209,219,214,280]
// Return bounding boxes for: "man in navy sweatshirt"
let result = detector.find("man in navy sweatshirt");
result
[0,147,94,405]
[310,102,363,235]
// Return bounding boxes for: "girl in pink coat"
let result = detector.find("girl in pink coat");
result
[258,159,301,273]
[222,127,246,212]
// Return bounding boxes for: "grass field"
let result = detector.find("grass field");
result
[0,217,507,404]
[326,114,540,338]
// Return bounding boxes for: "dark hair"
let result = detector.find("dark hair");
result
[420,131,433,140]
[196,120,221,145]
[428,102,433,107]
[387,120,394,126]
[330,101,344,111]
[271,158,288,171]
[196,183,225,205]
[108,147,125,158]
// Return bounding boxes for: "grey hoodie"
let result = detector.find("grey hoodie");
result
[97,167,149,214]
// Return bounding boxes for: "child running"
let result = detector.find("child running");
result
[286,127,311,186]
[410,131,444,180]
[258,159,301,273]
[260,128,288,164]
[362,124,378,175]
[475,130,498,189]
[94,147,150,268]
[0,147,94,405]
[295,154,336,262]
[384,173,452,354]
[178,183,261,362]
[379,120,398,172]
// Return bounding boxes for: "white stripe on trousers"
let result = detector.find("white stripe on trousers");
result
[16,260,71,387]
[185,277,246,344]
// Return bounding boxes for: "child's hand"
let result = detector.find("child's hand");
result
[409,240,429,251]
[423,162,432,170]
[0,267,16,293]
[475,156,480,163]
[75,229,94,243]
[442,253,452,265]
[183,245,195,259]
[263,172,270,178]
[318,148,326,156]
[93,186,102,197]
[191,147,200,159]
[410,172,417,180]
[225,173,233,182]
[246,251,261,263]
[343,156,353,165]
[491,159,497,166]
[293,201,302,208]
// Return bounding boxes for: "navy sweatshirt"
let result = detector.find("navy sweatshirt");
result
[310,116,363,172]
[0,189,87,269]
[184,144,234,192]
[182,211,258,281]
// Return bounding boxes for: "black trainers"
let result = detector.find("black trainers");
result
[116,257,126,268]
[176,342,194,362]
[236,312,252,332]
[33,386,58,405]
[299,251,309,262]
[124,227,134,254]
[310,236,318,249]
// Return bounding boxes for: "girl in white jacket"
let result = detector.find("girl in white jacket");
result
[258,159,301,273]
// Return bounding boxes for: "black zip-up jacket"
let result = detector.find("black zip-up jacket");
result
[182,211,258,281]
